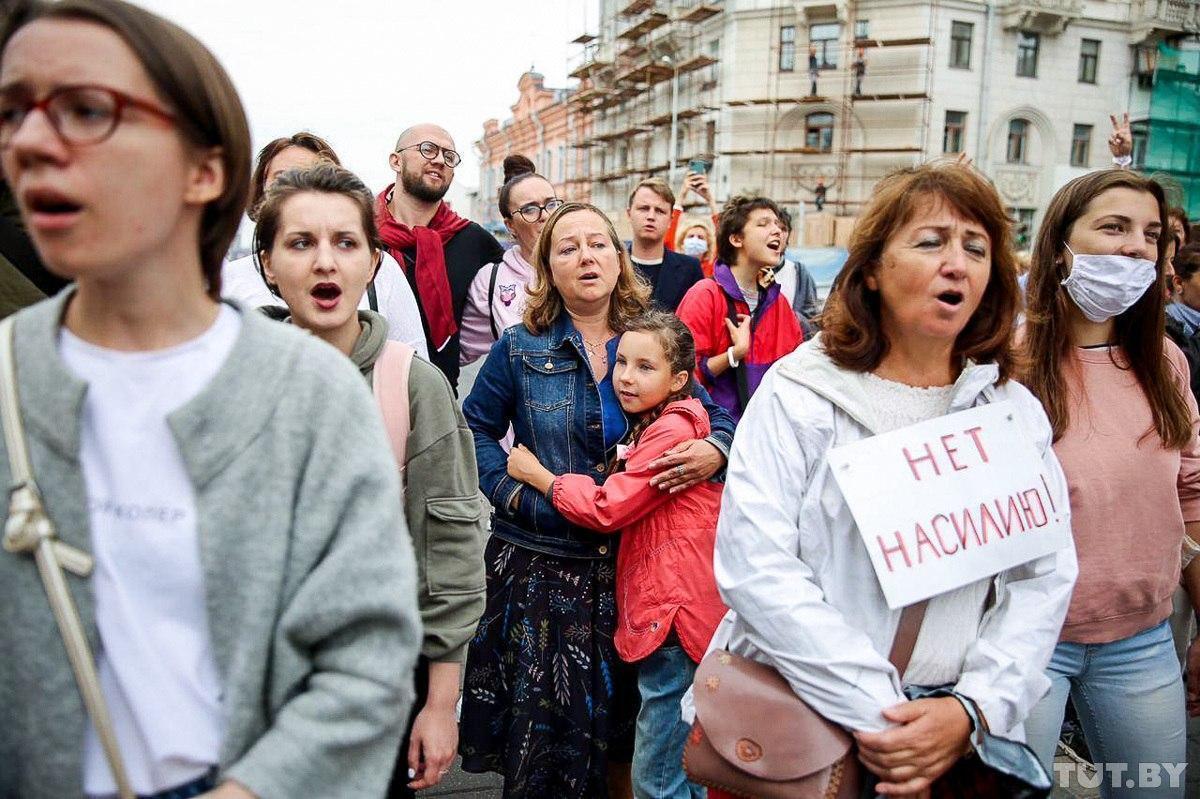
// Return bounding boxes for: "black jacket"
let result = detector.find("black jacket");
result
[1166,314,1200,403]
[392,221,504,392]
[631,248,704,313]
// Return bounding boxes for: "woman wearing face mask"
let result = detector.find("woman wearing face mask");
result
[675,215,716,278]
[676,195,802,422]
[253,163,487,799]
[223,132,429,357]
[0,2,420,797]
[1020,170,1200,796]
[459,154,561,365]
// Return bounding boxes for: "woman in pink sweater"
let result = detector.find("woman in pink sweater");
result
[459,155,561,365]
[1021,169,1200,796]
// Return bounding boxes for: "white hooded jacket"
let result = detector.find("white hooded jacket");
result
[698,337,1078,739]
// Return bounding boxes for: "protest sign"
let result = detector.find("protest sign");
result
[827,400,1072,609]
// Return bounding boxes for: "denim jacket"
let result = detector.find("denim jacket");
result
[464,313,736,559]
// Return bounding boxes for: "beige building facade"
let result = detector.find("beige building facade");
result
[558,0,1197,244]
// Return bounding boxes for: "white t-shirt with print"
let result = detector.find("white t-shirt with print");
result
[62,306,240,796]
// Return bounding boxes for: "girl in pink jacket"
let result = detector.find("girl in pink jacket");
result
[507,310,726,799]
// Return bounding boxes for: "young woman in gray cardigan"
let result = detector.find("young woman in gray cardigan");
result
[0,3,421,798]
[254,163,488,798]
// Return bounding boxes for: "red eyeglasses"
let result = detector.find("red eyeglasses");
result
[0,84,176,149]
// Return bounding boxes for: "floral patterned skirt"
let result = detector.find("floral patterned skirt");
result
[459,536,639,798]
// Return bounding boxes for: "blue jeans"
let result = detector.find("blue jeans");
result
[1024,620,1186,798]
[632,645,706,799]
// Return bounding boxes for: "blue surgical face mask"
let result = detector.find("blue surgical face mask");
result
[1061,243,1156,323]
[681,236,709,258]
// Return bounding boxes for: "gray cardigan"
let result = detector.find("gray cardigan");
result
[0,292,421,798]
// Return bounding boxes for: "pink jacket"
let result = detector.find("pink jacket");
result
[551,398,727,663]
[459,246,535,366]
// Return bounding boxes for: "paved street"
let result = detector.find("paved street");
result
[418,759,501,798]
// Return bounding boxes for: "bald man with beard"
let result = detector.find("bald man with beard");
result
[375,123,503,390]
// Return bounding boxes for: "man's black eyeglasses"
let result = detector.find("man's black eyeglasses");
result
[396,140,461,168]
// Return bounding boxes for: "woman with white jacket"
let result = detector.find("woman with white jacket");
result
[706,163,1078,797]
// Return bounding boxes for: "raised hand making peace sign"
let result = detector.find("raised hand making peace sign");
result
[1108,112,1133,161]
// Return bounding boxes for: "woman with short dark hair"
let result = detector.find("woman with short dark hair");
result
[253,162,487,799]
[0,2,421,797]
[704,162,1076,796]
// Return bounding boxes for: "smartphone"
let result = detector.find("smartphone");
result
[688,158,713,175]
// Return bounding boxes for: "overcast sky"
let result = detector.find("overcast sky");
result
[141,0,596,209]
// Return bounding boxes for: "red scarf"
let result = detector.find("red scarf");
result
[375,185,470,352]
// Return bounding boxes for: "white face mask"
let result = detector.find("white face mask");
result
[681,236,709,258]
[1061,244,1157,323]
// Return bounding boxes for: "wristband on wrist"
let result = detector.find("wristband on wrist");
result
[727,347,740,369]
[1112,154,1133,168]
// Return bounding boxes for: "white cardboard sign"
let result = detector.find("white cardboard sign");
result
[827,400,1072,609]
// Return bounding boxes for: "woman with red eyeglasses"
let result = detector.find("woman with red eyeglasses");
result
[0,2,421,798]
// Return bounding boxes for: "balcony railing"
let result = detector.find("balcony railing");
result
[997,0,1083,34]
[1130,0,1200,39]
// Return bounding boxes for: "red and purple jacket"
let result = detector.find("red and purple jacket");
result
[676,262,803,422]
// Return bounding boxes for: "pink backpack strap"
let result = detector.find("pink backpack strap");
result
[372,341,415,475]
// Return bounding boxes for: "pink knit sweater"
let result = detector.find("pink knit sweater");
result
[1053,340,1200,644]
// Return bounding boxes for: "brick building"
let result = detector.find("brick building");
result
[472,71,592,232]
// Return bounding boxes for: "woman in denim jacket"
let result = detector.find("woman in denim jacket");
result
[458,202,735,798]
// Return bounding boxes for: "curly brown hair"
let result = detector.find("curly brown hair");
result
[523,202,651,334]
[1021,169,1191,447]
[820,161,1019,380]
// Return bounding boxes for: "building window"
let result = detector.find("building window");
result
[1007,118,1030,163]
[780,25,796,72]
[1078,38,1100,84]
[705,120,716,154]
[810,23,841,69]
[1016,31,1039,78]
[1009,207,1036,249]
[943,110,967,154]
[1070,124,1092,167]
[1132,121,1148,169]
[855,20,870,40]
[805,112,835,152]
[950,21,973,69]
